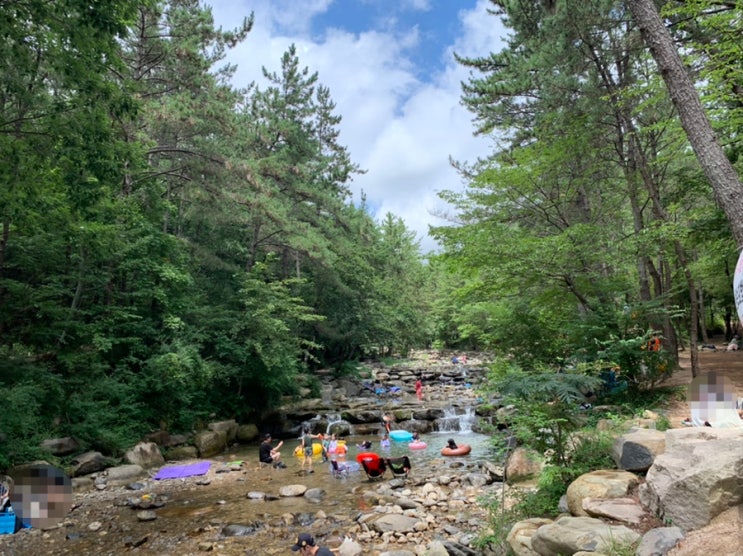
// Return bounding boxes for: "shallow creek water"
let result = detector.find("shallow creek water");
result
[1,432,497,555]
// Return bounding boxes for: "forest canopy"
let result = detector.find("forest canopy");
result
[1,0,741,469]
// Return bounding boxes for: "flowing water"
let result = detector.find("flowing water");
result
[1,430,498,555]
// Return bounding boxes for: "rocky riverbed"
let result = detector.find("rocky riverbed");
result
[0,439,505,556]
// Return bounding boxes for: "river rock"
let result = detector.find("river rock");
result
[640,427,743,531]
[207,420,238,443]
[104,464,145,485]
[505,447,543,484]
[304,487,326,502]
[164,445,198,460]
[221,524,258,537]
[372,514,420,533]
[70,451,114,476]
[279,484,308,497]
[636,526,684,556]
[612,428,665,472]
[531,516,640,556]
[507,517,553,556]
[582,497,649,524]
[193,430,227,458]
[125,442,164,468]
[424,541,450,556]
[236,423,259,442]
[337,537,364,556]
[40,437,80,456]
[566,469,639,517]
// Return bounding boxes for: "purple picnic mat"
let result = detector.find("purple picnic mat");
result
[153,461,211,480]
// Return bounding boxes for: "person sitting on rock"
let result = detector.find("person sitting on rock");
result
[259,434,285,468]
[682,372,743,428]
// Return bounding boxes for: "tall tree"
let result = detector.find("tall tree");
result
[627,0,743,245]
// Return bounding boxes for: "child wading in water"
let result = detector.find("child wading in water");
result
[300,427,317,473]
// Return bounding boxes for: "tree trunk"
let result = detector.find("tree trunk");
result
[627,0,743,246]
[698,285,709,343]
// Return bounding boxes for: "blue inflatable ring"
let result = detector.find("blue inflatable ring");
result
[389,430,413,442]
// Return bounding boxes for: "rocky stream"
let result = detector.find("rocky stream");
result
[0,353,505,555]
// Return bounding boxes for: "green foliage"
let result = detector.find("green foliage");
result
[333,360,361,378]
[488,359,602,465]
[593,332,676,391]
[65,373,146,456]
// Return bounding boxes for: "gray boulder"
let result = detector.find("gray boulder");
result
[70,451,114,476]
[640,427,743,531]
[612,428,665,471]
[40,437,80,456]
[104,464,145,485]
[531,516,640,556]
[636,526,684,556]
[207,420,238,443]
[566,469,639,517]
[125,442,164,469]
[193,430,227,457]
[372,514,420,533]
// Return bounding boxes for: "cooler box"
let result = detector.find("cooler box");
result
[0,509,17,534]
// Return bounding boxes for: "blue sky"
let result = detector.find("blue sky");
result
[207,0,507,252]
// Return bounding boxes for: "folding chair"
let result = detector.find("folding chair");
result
[357,453,387,481]
[385,456,411,479]
[330,460,349,478]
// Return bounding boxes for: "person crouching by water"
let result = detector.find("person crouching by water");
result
[259,434,285,468]
[290,533,334,555]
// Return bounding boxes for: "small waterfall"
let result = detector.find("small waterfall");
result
[325,413,353,436]
[436,406,476,433]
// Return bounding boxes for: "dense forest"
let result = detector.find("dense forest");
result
[1,0,741,469]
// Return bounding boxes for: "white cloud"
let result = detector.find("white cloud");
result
[208,0,507,253]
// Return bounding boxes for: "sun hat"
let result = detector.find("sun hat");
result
[291,532,315,551]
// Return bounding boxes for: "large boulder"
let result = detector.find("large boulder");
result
[612,428,666,472]
[505,447,543,484]
[40,437,80,456]
[531,516,640,556]
[566,470,639,517]
[193,430,227,458]
[236,424,259,443]
[104,464,145,486]
[507,518,553,556]
[636,526,684,556]
[125,442,164,469]
[207,420,238,443]
[640,427,743,531]
[69,451,114,476]
[582,497,649,525]
[164,445,198,460]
